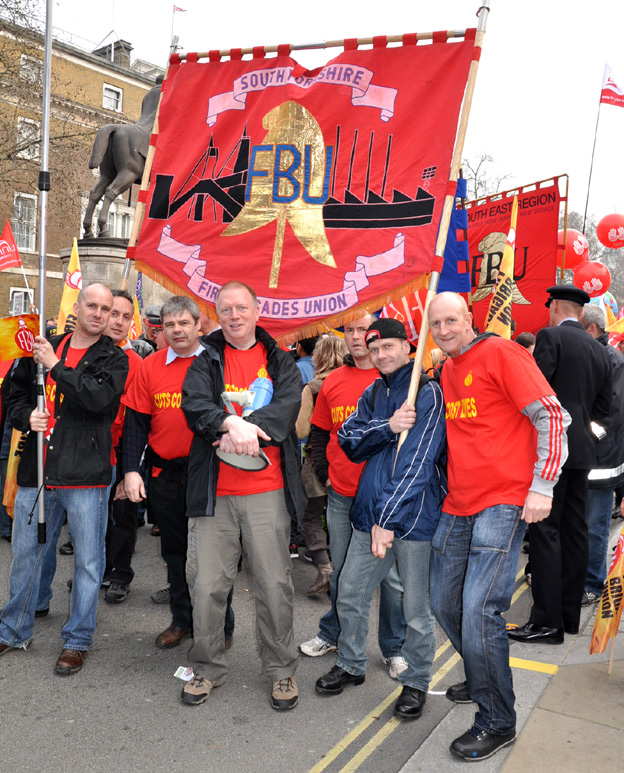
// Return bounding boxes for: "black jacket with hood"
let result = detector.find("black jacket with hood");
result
[8,333,128,487]
[181,326,306,519]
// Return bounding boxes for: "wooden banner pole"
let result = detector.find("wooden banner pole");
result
[177,30,470,62]
[394,1,491,462]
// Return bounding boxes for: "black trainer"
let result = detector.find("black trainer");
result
[446,680,474,704]
[104,582,130,604]
[450,726,516,761]
[315,665,365,695]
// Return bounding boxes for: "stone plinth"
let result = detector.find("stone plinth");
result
[58,238,172,306]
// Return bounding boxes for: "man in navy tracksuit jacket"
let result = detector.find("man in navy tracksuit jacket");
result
[314,319,446,722]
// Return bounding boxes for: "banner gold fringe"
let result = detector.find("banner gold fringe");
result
[136,260,429,346]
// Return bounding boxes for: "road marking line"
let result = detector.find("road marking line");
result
[336,652,463,773]
[510,579,529,605]
[338,718,401,773]
[430,651,462,689]
[307,687,401,773]
[510,657,558,675]
[309,565,531,772]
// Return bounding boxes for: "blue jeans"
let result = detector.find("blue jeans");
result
[430,506,526,736]
[0,485,109,650]
[318,487,406,657]
[585,488,613,595]
[336,528,432,691]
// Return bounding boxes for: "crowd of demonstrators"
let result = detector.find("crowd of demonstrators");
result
[122,295,234,652]
[3,278,624,763]
[181,281,305,710]
[0,356,16,542]
[102,290,144,603]
[295,335,347,594]
[427,291,569,761]
[509,286,612,646]
[578,305,624,606]
[315,318,445,722]
[0,284,128,674]
[299,313,408,680]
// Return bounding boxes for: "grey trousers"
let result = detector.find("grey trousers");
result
[186,488,298,682]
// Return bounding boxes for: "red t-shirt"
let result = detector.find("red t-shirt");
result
[440,337,554,515]
[45,335,88,442]
[217,343,283,496]
[111,346,143,465]
[122,348,195,460]
[44,335,100,488]
[311,363,378,497]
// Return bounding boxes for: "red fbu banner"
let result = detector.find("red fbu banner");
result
[465,179,563,336]
[134,33,476,341]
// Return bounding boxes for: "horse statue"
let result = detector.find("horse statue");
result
[82,76,163,238]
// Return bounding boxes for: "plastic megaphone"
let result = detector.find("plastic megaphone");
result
[217,376,274,471]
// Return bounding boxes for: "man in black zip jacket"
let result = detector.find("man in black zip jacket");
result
[0,284,128,675]
[181,281,305,711]
[579,304,624,605]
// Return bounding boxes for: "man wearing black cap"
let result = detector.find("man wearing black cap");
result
[509,285,612,644]
[315,318,446,722]
[137,304,162,354]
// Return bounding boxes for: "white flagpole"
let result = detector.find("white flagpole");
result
[35,0,54,542]
[582,65,606,234]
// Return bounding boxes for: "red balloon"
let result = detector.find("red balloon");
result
[573,261,611,297]
[557,228,589,269]
[596,213,624,249]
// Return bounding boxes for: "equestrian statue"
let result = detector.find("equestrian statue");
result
[83,76,162,238]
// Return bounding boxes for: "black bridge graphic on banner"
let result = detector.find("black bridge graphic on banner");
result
[148,127,436,231]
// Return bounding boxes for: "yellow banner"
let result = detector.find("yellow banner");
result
[485,196,518,339]
[57,237,82,333]
[128,295,143,340]
[590,524,624,654]
[0,314,39,360]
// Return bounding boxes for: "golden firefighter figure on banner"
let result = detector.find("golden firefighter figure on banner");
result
[223,101,336,288]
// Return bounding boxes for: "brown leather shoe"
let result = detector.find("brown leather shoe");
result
[55,648,87,675]
[155,625,191,649]
[0,642,16,657]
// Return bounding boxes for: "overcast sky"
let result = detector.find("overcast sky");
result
[46,0,624,224]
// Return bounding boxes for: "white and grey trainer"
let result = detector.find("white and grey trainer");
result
[298,635,338,657]
[383,655,408,679]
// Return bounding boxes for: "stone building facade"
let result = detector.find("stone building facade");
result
[0,21,170,319]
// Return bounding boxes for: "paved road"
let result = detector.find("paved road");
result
[0,518,619,772]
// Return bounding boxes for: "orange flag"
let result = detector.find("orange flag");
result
[590,523,624,654]
[0,314,38,360]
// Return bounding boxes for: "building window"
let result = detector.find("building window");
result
[16,117,41,160]
[120,212,131,239]
[20,54,43,85]
[9,287,34,316]
[13,193,37,251]
[103,83,123,112]
[107,209,116,235]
